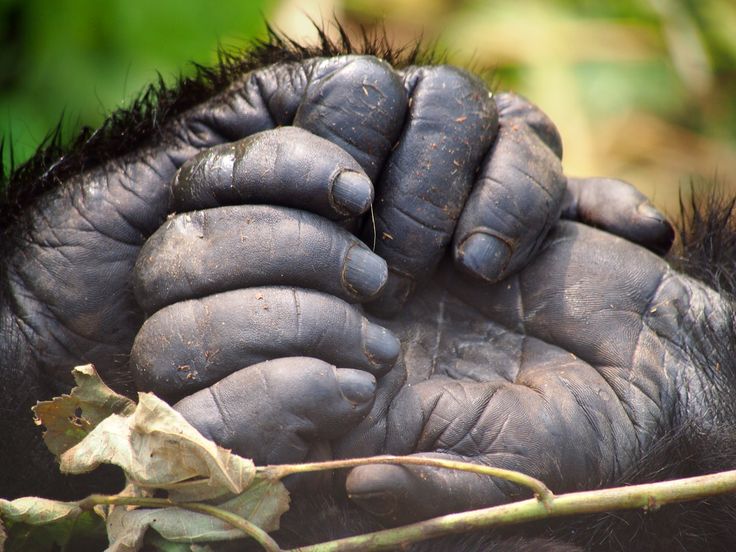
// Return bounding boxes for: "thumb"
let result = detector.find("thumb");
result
[345,452,530,525]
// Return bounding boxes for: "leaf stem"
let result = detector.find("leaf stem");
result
[293,468,736,551]
[260,455,553,504]
[78,494,282,552]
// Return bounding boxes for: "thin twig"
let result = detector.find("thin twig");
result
[369,203,377,251]
[293,468,736,551]
[259,454,553,503]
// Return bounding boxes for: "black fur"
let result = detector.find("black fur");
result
[670,182,736,298]
[0,25,427,234]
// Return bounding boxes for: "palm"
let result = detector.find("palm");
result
[335,222,725,523]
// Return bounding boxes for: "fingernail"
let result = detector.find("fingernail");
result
[637,202,667,223]
[638,202,675,254]
[350,491,397,517]
[343,246,388,298]
[347,465,404,517]
[636,201,675,255]
[458,232,511,283]
[336,369,376,404]
[332,170,373,215]
[365,272,414,318]
[362,322,401,370]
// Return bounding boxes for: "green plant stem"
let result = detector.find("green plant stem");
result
[260,455,553,504]
[78,494,281,552]
[294,468,736,552]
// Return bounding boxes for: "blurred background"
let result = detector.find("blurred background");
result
[1,0,735,212]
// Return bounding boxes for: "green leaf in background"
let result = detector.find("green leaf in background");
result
[0,0,276,169]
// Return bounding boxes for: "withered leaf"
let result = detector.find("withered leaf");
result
[33,364,135,457]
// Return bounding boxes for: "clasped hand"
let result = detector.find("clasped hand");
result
[118,56,726,525]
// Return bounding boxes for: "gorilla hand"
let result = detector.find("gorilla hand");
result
[142,114,674,474]
[367,89,676,315]
[0,53,671,389]
[131,59,679,511]
[0,48,674,500]
[0,54,413,498]
[333,222,729,524]
[0,55,409,394]
[157,124,686,515]
[130,128,403,403]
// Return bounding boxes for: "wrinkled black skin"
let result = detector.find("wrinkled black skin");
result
[0,44,455,498]
[1,36,733,551]
[243,192,736,552]
[0,39,574,498]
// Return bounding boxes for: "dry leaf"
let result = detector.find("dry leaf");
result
[33,364,135,457]
[60,392,256,498]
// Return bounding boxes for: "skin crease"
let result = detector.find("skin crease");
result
[7,42,734,550]
[173,216,729,521]
[338,223,728,522]
[140,60,722,540]
[2,51,575,500]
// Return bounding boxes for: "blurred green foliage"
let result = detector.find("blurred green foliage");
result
[0,0,275,168]
[2,0,735,212]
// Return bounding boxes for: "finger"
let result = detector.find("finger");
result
[347,451,510,523]
[293,56,408,181]
[563,177,675,254]
[366,65,499,316]
[173,56,407,171]
[346,378,513,523]
[171,127,374,220]
[452,92,566,284]
[174,357,376,464]
[134,205,388,313]
[131,287,400,402]
[492,92,563,157]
